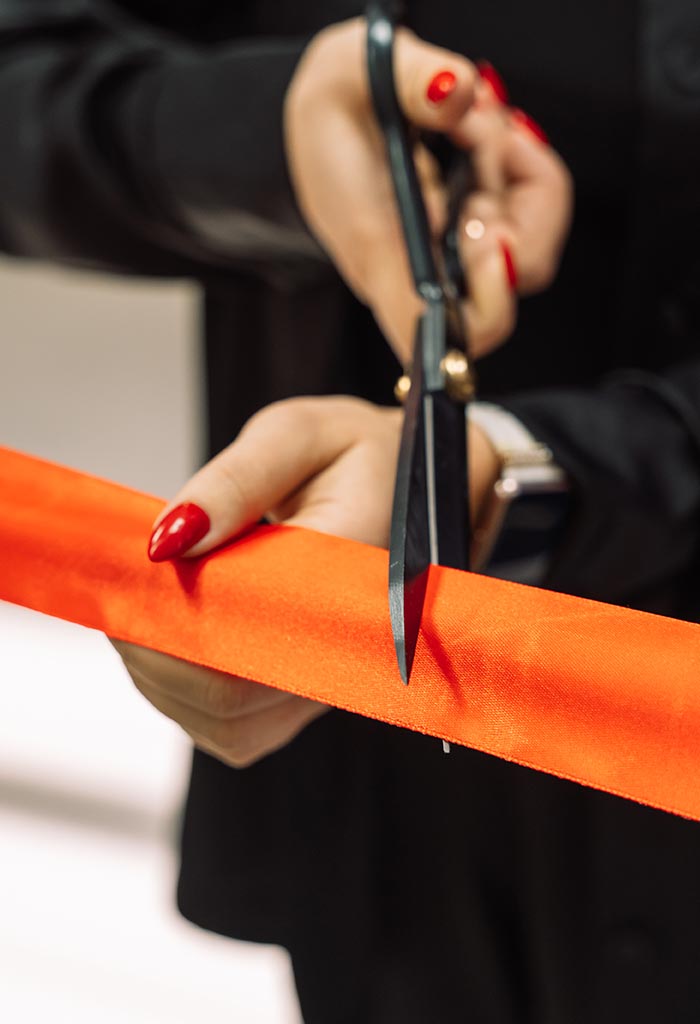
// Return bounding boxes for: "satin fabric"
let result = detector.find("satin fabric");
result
[2,444,700,821]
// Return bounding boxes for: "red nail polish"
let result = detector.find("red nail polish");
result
[500,242,518,291]
[148,502,210,562]
[477,60,509,104]
[426,70,457,104]
[511,107,550,146]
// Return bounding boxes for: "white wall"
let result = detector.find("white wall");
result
[0,260,302,1023]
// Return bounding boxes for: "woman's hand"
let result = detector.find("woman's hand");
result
[284,18,573,363]
[112,397,500,768]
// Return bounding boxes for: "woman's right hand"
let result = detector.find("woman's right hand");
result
[285,18,573,364]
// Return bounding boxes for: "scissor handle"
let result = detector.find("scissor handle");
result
[366,2,442,303]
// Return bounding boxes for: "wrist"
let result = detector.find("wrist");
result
[467,402,569,578]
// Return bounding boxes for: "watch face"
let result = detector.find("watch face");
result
[485,490,571,586]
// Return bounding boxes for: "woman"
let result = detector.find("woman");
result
[3,2,700,1021]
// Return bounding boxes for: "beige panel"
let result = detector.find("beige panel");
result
[0,259,203,498]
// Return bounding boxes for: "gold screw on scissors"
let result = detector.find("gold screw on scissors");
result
[395,349,475,405]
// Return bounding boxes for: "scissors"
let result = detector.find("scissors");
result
[366,1,476,685]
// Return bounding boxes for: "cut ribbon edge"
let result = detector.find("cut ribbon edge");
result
[2,444,700,821]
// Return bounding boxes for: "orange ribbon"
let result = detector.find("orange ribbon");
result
[2,444,700,820]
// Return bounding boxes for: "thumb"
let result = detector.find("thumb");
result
[393,29,477,133]
[147,398,359,562]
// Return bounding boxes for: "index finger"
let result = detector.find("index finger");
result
[149,397,375,559]
[111,639,289,717]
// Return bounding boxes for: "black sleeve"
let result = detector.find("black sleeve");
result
[0,1,325,280]
[499,360,700,610]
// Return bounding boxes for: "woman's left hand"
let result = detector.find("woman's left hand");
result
[112,397,401,768]
[112,396,499,767]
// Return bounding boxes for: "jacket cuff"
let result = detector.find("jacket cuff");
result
[495,374,700,607]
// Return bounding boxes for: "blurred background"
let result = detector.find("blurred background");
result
[0,259,302,1022]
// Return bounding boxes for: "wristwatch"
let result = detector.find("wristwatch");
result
[468,402,570,584]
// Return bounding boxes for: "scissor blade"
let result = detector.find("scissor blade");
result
[389,346,430,685]
[425,389,470,572]
[389,335,470,684]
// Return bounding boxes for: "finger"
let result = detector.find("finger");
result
[499,122,573,294]
[281,432,399,546]
[365,246,424,364]
[414,146,450,238]
[208,696,328,768]
[149,396,373,558]
[185,697,328,769]
[450,99,571,297]
[474,60,510,108]
[393,29,478,134]
[458,193,518,356]
[132,668,326,769]
[111,638,289,717]
[449,99,511,196]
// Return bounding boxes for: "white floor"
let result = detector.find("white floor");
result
[0,262,303,1022]
[0,604,303,1024]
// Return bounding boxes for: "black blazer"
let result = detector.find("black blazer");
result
[2,3,700,1022]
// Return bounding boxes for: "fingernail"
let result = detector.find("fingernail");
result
[500,242,518,291]
[511,107,549,145]
[148,502,210,563]
[426,70,457,104]
[477,60,509,104]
